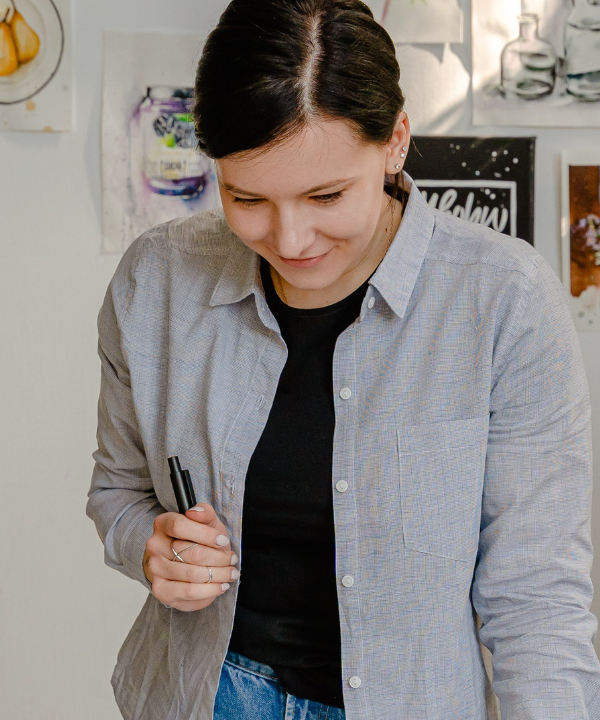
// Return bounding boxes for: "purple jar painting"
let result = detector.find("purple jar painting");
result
[102,32,225,253]
[138,86,210,198]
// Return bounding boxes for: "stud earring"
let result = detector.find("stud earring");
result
[395,163,401,169]
[402,147,408,151]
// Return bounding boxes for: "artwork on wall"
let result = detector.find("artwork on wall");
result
[404,136,536,246]
[367,0,463,45]
[102,32,221,254]
[397,44,471,135]
[473,0,600,127]
[0,0,71,131]
[561,150,600,332]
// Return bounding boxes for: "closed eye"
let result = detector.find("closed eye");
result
[314,191,344,204]
[231,191,345,207]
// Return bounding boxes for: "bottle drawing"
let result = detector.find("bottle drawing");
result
[565,0,600,101]
[137,86,210,199]
[500,13,557,100]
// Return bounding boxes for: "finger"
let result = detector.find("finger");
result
[153,590,226,612]
[155,556,240,584]
[163,513,231,550]
[171,540,238,568]
[153,578,231,604]
[185,503,228,535]
[164,597,219,613]
[146,526,180,562]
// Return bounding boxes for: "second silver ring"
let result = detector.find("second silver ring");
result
[206,567,213,583]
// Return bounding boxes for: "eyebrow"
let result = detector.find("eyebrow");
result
[222,177,357,197]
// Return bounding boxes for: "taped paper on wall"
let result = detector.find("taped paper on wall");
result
[367,0,463,45]
[473,0,600,127]
[0,0,71,132]
[101,32,221,253]
[562,150,600,331]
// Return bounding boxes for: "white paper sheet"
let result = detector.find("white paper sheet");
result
[368,0,463,45]
[0,0,71,132]
[396,44,470,134]
[101,32,221,254]
[473,0,600,127]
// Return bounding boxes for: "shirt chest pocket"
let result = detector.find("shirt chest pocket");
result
[397,416,489,563]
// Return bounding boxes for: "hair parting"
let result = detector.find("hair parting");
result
[194,0,407,203]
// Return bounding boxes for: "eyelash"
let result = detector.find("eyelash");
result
[232,191,344,207]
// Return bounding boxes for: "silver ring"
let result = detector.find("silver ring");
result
[179,542,198,556]
[171,542,198,563]
[171,543,186,563]
[206,567,213,583]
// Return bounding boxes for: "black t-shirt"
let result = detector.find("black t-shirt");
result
[228,259,369,708]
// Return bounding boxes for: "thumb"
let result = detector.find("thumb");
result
[185,503,227,534]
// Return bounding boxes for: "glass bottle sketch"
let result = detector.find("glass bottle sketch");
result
[565,0,600,101]
[500,14,557,100]
[137,86,210,198]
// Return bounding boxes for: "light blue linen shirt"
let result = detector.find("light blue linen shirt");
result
[87,178,600,720]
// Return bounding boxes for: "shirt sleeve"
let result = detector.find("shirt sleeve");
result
[86,241,164,591]
[472,255,600,719]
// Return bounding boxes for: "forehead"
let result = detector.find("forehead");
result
[216,119,381,196]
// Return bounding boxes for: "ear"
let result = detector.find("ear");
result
[384,111,411,175]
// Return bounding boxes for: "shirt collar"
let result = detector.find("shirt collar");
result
[209,233,261,308]
[369,174,435,319]
[209,173,435,319]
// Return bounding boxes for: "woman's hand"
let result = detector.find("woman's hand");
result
[143,503,239,612]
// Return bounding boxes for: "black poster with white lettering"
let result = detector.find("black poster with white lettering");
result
[403,136,535,246]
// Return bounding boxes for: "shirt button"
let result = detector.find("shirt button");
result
[367,297,375,309]
[335,480,349,493]
[340,387,352,400]
[349,676,362,689]
[341,575,354,587]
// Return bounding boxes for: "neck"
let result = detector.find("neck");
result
[520,20,537,41]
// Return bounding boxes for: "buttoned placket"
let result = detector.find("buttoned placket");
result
[219,286,376,712]
[218,295,289,573]
[332,316,367,714]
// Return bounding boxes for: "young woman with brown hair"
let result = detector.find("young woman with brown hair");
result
[88,2,600,718]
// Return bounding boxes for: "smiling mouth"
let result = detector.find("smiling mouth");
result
[281,254,324,261]
[278,250,331,267]
[279,250,331,265]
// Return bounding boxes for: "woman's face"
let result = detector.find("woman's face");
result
[216,116,409,305]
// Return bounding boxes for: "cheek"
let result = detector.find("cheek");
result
[327,197,380,244]
[223,205,270,244]
[314,188,382,242]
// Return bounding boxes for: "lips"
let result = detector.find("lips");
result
[278,249,331,269]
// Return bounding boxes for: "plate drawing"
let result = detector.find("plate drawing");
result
[0,0,64,105]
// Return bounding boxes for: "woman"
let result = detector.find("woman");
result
[87,1,600,719]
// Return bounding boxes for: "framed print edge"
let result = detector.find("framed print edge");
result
[561,149,600,332]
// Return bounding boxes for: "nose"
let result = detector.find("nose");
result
[270,207,314,259]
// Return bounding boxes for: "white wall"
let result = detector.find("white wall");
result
[0,2,598,719]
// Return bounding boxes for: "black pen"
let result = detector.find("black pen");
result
[168,456,197,513]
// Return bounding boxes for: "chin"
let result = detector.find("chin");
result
[280,265,345,290]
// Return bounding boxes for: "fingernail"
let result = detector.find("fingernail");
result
[231,569,240,580]
[216,535,230,546]
[188,505,205,512]
[221,583,231,591]
[230,554,239,565]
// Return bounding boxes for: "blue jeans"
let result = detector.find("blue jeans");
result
[213,650,347,720]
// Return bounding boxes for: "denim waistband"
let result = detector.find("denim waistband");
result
[225,650,280,682]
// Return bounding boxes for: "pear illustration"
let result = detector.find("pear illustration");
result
[0,10,18,76]
[9,8,39,64]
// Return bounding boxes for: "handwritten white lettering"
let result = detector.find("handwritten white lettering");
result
[421,189,509,233]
